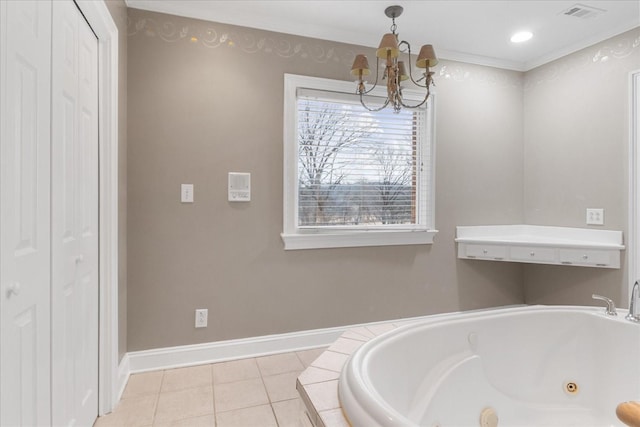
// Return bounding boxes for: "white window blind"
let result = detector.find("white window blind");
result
[296,89,432,230]
[281,74,436,250]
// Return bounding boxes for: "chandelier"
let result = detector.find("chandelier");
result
[350,5,438,113]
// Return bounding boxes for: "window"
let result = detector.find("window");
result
[282,74,437,250]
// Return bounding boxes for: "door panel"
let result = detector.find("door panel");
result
[52,1,99,426]
[0,1,52,425]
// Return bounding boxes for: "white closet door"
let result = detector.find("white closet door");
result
[51,1,99,426]
[0,1,53,426]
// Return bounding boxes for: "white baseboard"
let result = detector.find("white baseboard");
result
[122,306,522,377]
[114,307,524,405]
[123,310,467,376]
[121,309,470,380]
[126,325,349,374]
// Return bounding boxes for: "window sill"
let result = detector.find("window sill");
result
[281,229,438,250]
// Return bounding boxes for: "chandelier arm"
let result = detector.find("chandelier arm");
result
[408,75,429,88]
[398,86,431,109]
[402,42,429,88]
[359,91,390,112]
[362,56,382,94]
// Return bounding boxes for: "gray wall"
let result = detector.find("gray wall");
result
[126,9,525,352]
[104,0,128,361]
[523,28,640,307]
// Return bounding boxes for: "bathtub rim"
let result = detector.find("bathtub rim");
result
[338,304,633,427]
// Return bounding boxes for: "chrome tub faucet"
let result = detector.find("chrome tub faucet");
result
[592,294,617,316]
[627,281,640,323]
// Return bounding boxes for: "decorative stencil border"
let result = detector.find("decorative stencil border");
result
[128,11,638,91]
[127,12,523,89]
[524,30,640,90]
[436,64,522,88]
[128,15,358,67]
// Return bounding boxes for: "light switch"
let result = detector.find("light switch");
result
[228,172,250,202]
[181,184,194,203]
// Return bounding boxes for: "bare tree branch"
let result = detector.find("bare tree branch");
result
[298,101,371,225]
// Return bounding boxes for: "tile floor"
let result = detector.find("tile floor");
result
[94,348,327,427]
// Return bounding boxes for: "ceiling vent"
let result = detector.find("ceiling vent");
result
[561,3,606,19]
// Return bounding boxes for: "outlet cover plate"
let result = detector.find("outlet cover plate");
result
[195,309,208,328]
[586,208,604,225]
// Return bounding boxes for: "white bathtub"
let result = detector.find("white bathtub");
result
[339,306,640,427]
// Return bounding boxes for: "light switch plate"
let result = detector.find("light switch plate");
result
[181,184,194,203]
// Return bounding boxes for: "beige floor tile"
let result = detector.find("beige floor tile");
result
[256,352,304,376]
[214,377,269,413]
[212,358,260,384]
[272,398,302,427]
[297,366,340,386]
[160,414,216,427]
[216,404,277,427]
[122,371,164,399]
[154,386,214,424]
[296,347,327,368]
[297,385,317,425]
[347,327,375,339]
[310,351,349,373]
[365,323,397,336]
[93,394,157,427]
[327,338,362,355]
[339,330,371,342]
[319,408,350,427]
[304,380,340,412]
[263,371,302,402]
[161,364,212,392]
[300,410,315,427]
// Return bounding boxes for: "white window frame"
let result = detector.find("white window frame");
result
[282,74,437,250]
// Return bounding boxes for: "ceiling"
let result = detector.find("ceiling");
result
[126,0,640,71]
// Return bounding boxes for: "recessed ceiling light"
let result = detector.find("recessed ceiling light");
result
[510,31,533,43]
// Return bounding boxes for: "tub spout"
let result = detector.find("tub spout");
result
[592,294,617,316]
[626,281,640,323]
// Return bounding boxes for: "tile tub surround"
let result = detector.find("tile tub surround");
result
[297,321,409,427]
[95,348,325,427]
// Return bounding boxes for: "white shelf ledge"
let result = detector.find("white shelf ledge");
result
[455,225,624,269]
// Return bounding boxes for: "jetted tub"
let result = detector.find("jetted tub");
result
[339,306,640,426]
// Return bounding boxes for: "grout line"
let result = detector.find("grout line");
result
[152,369,167,425]
[255,355,266,378]
[259,352,306,426]
[307,365,339,374]
[212,357,277,419]
[255,356,280,425]
[294,350,307,368]
[296,347,330,369]
[271,402,281,426]
[210,363,218,427]
[118,355,305,426]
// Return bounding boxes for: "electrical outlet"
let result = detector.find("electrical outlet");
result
[195,309,208,328]
[586,208,604,225]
